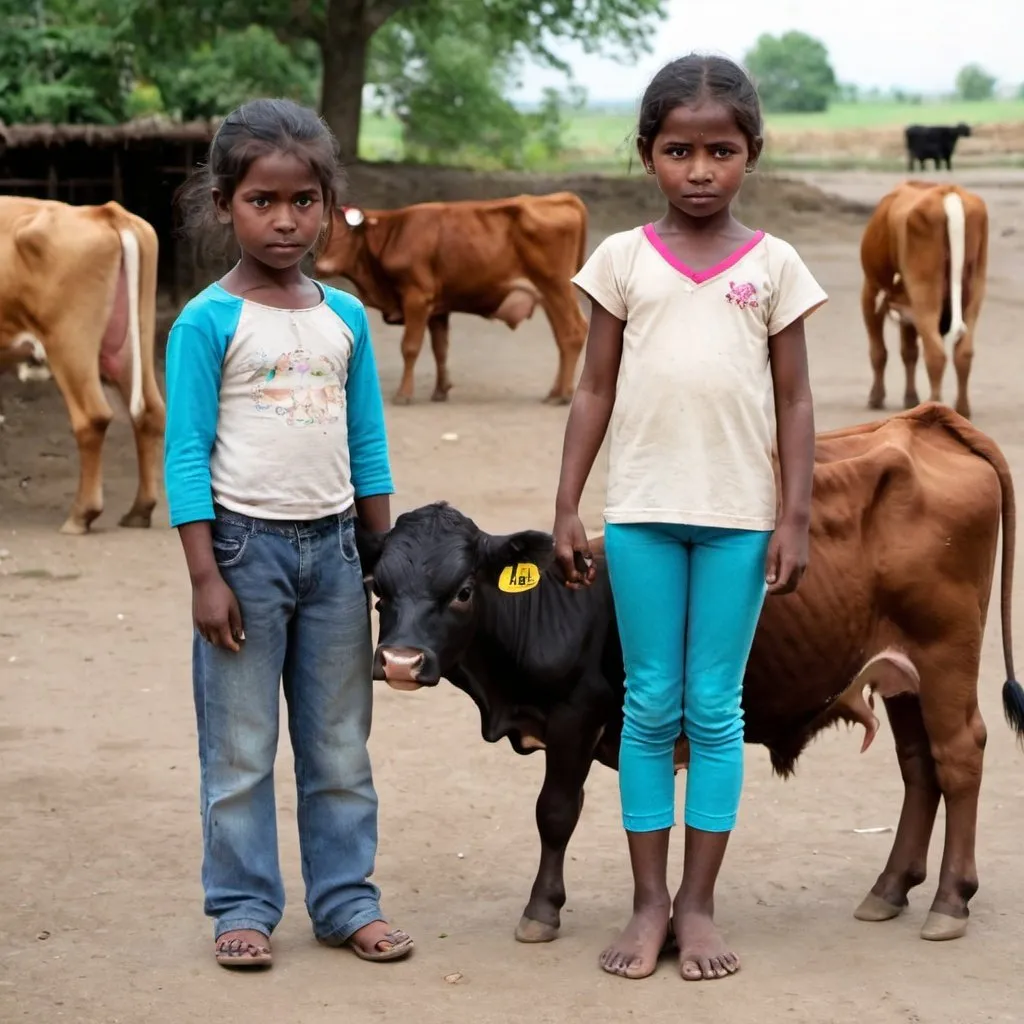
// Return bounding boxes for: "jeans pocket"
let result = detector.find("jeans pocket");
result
[212,520,252,569]
[338,518,360,567]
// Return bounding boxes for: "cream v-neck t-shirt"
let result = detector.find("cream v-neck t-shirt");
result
[572,224,828,531]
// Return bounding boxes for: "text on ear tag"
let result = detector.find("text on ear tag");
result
[498,562,541,593]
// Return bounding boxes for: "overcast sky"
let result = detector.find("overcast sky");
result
[513,0,1022,103]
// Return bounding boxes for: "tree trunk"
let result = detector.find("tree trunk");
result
[320,4,370,163]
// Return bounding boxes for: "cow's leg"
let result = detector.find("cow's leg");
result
[427,313,452,402]
[854,695,940,923]
[515,704,602,943]
[47,354,114,534]
[952,327,974,420]
[394,298,430,405]
[861,280,888,408]
[899,322,920,409]
[537,283,586,405]
[107,352,164,528]
[919,669,986,941]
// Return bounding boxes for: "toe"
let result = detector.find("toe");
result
[681,958,703,981]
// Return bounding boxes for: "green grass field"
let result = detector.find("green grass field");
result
[359,98,1024,173]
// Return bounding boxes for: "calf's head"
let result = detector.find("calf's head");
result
[357,502,552,689]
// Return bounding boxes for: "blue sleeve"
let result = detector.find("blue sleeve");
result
[327,289,394,499]
[162,293,239,527]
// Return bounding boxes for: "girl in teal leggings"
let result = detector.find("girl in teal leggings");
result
[552,54,826,983]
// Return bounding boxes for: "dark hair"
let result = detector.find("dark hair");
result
[636,53,764,170]
[175,97,346,267]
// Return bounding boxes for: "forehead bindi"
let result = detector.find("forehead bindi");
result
[658,100,746,144]
[237,150,323,196]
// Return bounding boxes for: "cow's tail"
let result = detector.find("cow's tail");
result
[117,227,145,422]
[931,407,1024,741]
[942,190,966,351]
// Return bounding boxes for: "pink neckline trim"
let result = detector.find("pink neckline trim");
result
[642,224,766,284]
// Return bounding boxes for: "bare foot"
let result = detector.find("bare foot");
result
[675,908,739,981]
[598,900,671,979]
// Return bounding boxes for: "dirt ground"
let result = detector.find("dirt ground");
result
[2,167,1023,1024]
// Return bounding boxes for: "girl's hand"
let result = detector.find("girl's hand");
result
[764,518,809,595]
[193,572,245,651]
[553,510,596,590]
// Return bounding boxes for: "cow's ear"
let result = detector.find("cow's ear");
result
[354,519,389,579]
[478,529,554,579]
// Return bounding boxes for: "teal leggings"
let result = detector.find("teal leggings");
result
[604,522,771,834]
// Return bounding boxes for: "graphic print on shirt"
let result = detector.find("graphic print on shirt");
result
[241,345,345,427]
[725,280,759,310]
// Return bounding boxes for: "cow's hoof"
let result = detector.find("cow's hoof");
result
[542,393,572,406]
[430,389,450,403]
[118,510,153,529]
[515,916,559,943]
[853,892,906,922]
[903,394,920,410]
[392,393,413,406]
[59,516,94,536]
[920,911,968,941]
[867,393,885,411]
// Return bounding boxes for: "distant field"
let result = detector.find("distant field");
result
[359,99,1024,173]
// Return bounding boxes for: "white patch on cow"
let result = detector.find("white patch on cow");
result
[942,191,967,350]
[520,734,547,751]
[12,333,52,383]
[875,289,888,314]
[118,228,145,421]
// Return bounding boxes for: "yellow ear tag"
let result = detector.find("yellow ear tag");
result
[498,562,541,594]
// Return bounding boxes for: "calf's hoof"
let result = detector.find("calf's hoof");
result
[515,916,559,943]
[920,911,968,941]
[853,891,906,922]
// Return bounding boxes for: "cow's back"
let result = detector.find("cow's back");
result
[0,198,124,340]
[744,407,1003,756]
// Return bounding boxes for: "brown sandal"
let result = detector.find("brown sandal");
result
[214,930,273,968]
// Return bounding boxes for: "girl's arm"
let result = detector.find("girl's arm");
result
[766,316,815,594]
[553,301,625,586]
[346,307,394,535]
[164,318,243,649]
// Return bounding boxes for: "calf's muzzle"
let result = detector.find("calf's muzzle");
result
[373,645,439,689]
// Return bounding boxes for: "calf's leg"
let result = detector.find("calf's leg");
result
[427,313,452,402]
[516,704,602,943]
[854,695,940,922]
[921,679,986,941]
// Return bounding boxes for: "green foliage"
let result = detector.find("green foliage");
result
[0,9,133,124]
[955,63,996,102]
[744,31,838,114]
[152,27,320,121]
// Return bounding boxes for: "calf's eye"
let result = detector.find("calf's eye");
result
[454,585,473,604]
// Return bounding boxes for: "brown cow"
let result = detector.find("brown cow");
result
[359,403,1023,944]
[314,192,589,405]
[0,198,165,534]
[861,180,988,419]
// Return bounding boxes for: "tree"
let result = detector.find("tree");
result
[131,0,666,159]
[955,64,996,102]
[743,31,837,113]
[0,1,134,124]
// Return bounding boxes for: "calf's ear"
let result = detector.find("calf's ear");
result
[478,529,553,579]
[354,519,389,579]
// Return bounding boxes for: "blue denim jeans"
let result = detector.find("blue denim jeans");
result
[193,504,384,943]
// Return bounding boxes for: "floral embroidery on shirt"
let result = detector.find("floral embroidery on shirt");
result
[725,281,759,310]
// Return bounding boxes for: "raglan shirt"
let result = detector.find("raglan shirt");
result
[163,282,393,527]
[572,225,828,532]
